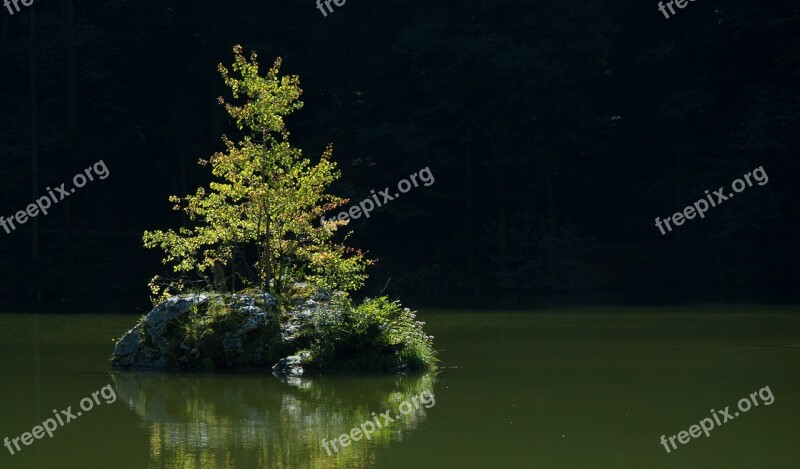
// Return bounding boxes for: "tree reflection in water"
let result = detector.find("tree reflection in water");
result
[111,371,436,468]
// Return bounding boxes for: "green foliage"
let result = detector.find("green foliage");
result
[134,315,149,346]
[143,45,371,302]
[309,296,438,372]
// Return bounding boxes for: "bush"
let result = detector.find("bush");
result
[308,296,438,372]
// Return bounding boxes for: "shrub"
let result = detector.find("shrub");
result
[308,296,438,372]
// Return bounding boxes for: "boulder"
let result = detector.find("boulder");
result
[110,288,335,372]
[271,351,312,377]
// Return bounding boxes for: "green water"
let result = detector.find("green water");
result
[0,306,798,468]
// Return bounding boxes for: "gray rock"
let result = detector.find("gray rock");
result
[110,284,355,373]
[235,307,267,336]
[271,351,312,377]
[311,288,332,301]
[111,291,278,371]
[257,293,279,308]
[277,306,315,344]
[111,326,145,368]
[144,294,211,346]
[231,294,255,307]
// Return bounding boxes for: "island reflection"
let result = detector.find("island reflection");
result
[111,372,436,468]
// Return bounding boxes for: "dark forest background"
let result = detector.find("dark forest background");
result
[0,0,798,312]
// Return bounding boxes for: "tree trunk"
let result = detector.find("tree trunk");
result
[213,260,226,292]
[261,133,273,291]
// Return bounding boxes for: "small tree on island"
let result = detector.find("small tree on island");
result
[144,45,370,302]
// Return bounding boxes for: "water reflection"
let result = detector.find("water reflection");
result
[111,372,437,469]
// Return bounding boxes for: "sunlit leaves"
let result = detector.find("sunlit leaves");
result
[143,45,370,300]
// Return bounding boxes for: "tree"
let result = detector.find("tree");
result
[144,45,370,301]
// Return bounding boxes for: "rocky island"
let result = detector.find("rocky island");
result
[111,45,437,375]
[111,286,436,375]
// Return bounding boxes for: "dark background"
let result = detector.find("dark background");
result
[0,0,797,312]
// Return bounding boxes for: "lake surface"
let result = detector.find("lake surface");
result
[0,306,798,468]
